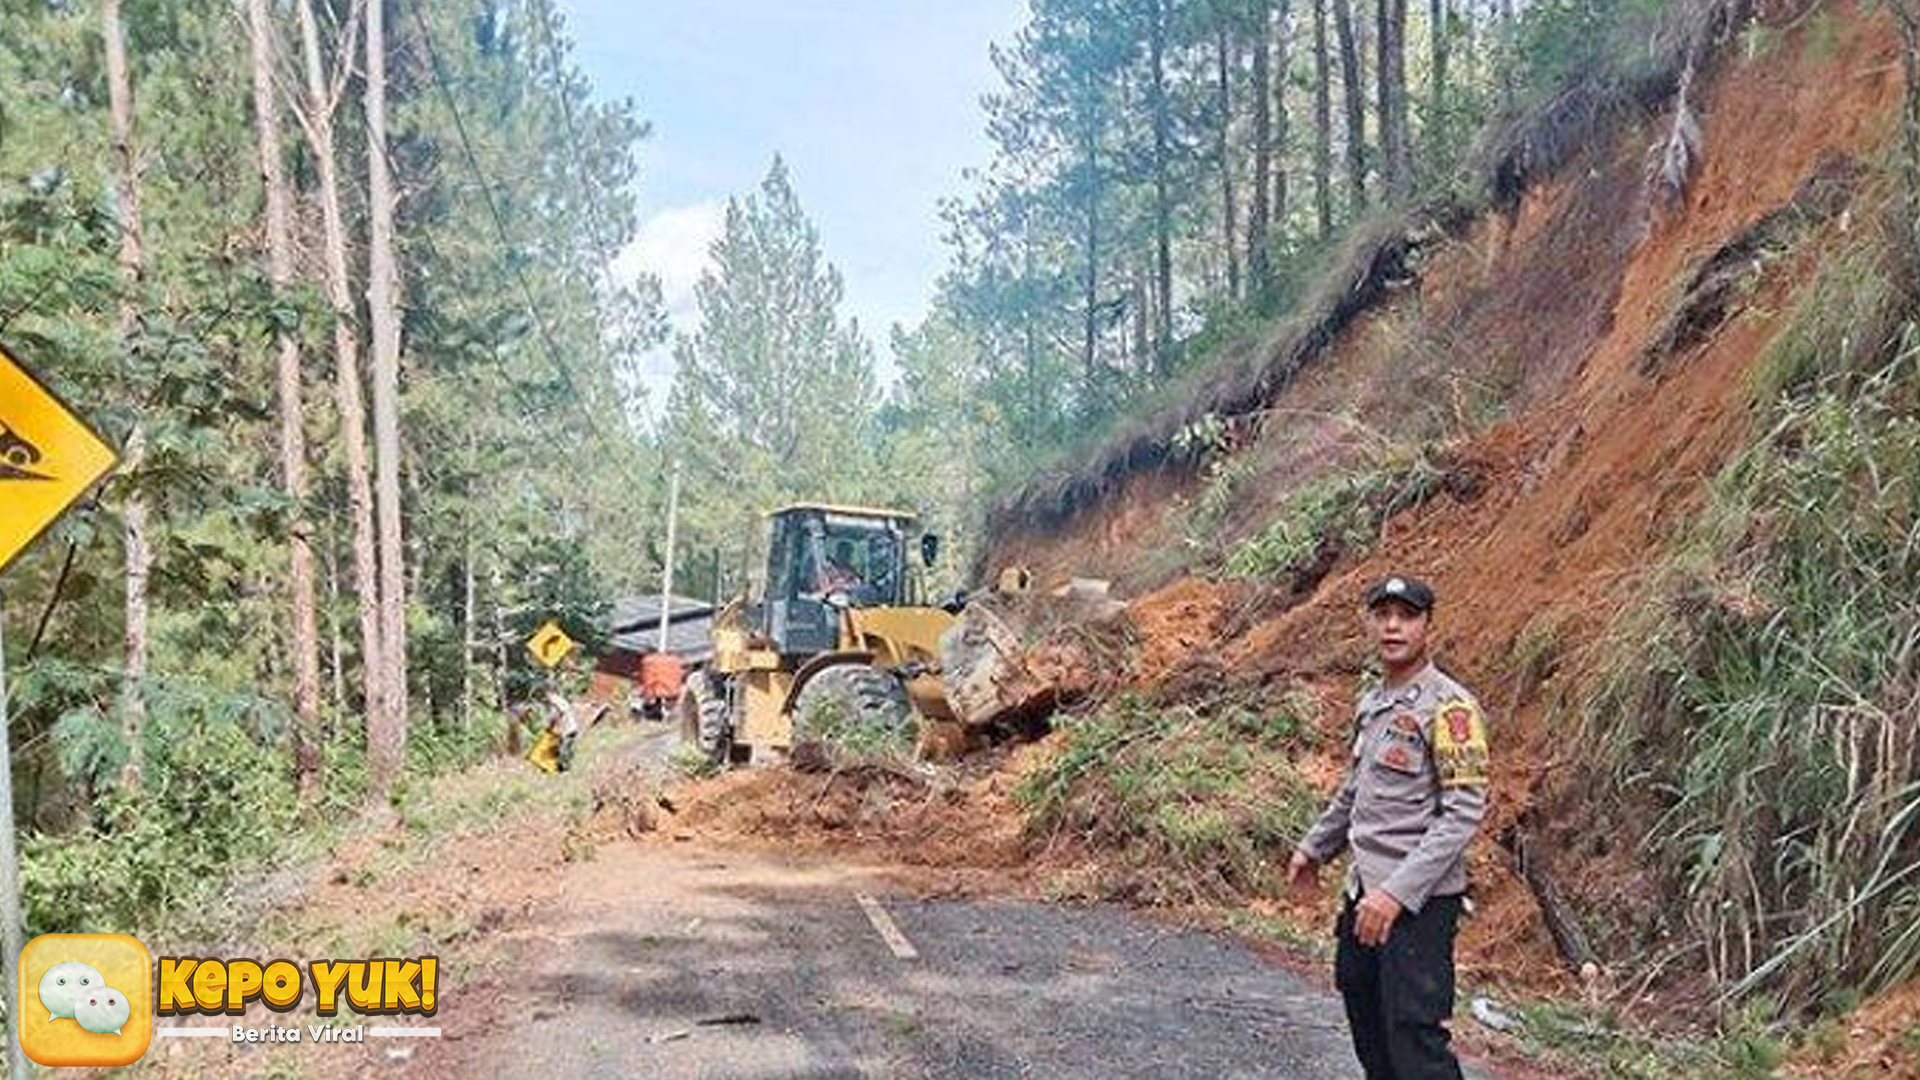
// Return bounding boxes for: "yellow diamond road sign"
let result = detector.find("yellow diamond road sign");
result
[526,620,576,668]
[0,345,119,576]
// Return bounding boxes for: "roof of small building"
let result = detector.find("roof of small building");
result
[768,502,917,522]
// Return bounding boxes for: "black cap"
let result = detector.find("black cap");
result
[1364,575,1435,613]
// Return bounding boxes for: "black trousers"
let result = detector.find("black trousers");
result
[1334,892,1465,1080]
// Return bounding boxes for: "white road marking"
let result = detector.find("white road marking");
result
[857,893,919,961]
[368,1028,441,1037]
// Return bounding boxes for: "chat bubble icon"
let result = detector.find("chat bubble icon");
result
[73,988,131,1036]
[38,960,104,1021]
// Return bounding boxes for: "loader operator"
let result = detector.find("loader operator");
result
[1287,575,1489,1080]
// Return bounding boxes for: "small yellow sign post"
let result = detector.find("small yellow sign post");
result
[1,344,118,1080]
[526,620,576,668]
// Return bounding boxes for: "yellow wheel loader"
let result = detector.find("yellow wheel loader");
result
[677,503,961,766]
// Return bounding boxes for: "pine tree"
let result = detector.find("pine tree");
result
[1375,0,1410,196]
[1332,0,1367,212]
[294,0,384,735]
[664,158,880,568]
[365,0,408,791]
[1313,0,1335,237]
[1147,0,1177,369]
[246,0,321,800]
[101,0,150,795]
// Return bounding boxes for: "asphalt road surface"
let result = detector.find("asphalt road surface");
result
[437,844,1499,1080]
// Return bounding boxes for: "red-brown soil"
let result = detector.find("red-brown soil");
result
[1787,975,1920,1077]
[645,5,1918,1071]
[978,0,1914,1052]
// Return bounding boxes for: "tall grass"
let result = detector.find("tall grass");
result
[1579,208,1920,1013]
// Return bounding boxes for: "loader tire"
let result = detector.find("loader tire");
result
[792,665,913,752]
[677,670,733,768]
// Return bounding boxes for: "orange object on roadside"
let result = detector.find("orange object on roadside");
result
[639,652,685,700]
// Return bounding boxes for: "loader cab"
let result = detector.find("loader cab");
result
[759,504,921,656]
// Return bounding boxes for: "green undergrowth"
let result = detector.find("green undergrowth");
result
[800,696,918,768]
[1572,197,1920,1017]
[18,669,632,942]
[1219,450,1449,581]
[1506,999,1792,1080]
[669,742,724,778]
[1171,407,1455,581]
[1016,692,1320,902]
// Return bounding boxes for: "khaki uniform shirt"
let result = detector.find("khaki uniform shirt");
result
[1297,662,1490,913]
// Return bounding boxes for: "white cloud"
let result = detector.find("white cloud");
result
[617,200,726,336]
[614,200,726,417]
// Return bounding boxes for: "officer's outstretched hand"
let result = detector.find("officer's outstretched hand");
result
[1285,850,1319,901]
[1354,890,1404,947]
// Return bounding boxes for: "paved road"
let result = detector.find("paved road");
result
[438,843,1495,1080]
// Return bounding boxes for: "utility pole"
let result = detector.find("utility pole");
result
[657,463,682,650]
[0,594,27,1080]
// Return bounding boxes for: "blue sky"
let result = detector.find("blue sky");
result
[555,0,1029,401]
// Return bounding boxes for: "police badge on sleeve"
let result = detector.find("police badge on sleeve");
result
[1432,699,1489,787]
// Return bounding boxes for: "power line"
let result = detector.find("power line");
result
[404,0,591,418]
[534,3,628,303]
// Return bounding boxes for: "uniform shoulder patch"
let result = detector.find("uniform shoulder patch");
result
[1431,698,1489,788]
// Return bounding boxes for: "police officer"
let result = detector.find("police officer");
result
[1286,575,1489,1080]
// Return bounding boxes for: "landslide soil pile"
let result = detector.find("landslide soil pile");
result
[973,0,1915,1066]
[667,5,1915,1074]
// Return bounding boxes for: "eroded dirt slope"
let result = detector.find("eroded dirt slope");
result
[988,0,1905,1005]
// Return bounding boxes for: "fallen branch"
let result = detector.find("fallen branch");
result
[1500,824,1596,974]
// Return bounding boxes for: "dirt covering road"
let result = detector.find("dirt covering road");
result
[144,725,1508,1080]
[408,729,1505,1080]
[435,845,1398,1079]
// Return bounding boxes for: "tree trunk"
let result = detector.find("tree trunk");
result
[491,564,517,756]
[1081,173,1100,406]
[1313,0,1335,237]
[102,0,149,796]
[1497,0,1515,111]
[1216,27,1240,299]
[1021,209,1042,446]
[1332,0,1367,212]
[326,521,345,716]
[295,0,385,761]
[461,433,477,731]
[1123,265,1139,370]
[1500,826,1597,974]
[1273,2,1293,252]
[1249,0,1273,292]
[1375,0,1410,196]
[366,0,409,792]
[1892,2,1920,254]
[1079,57,1102,410]
[248,0,322,803]
[1428,0,1450,150]
[1148,0,1175,370]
